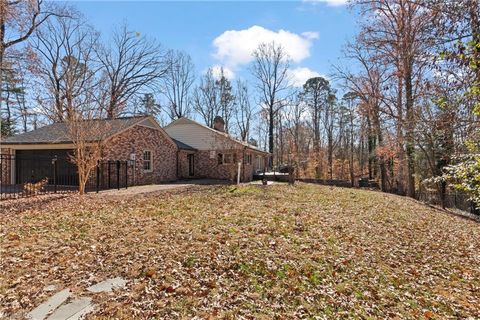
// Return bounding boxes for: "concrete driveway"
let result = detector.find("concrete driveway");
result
[97,179,229,197]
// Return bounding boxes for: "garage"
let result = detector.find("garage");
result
[15,149,78,185]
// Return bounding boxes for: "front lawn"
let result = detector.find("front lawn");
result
[1,184,479,319]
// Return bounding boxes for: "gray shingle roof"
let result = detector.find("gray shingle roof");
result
[1,116,149,145]
[172,138,197,151]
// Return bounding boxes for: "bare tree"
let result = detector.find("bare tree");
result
[234,80,252,141]
[336,42,389,190]
[300,76,331,178]
[66,110,109,195]
[97,24,167,118]
[32,13,99,121]
[342,92,359,186]
[193,68,220,128]
[29,13,107,194]
[216,67,235,132]
[252,42,291,165]
[353,0,437,197]
[0,0,65,133]
[322,92,339,180]
[161,49,195,120]
[284,95,307,177]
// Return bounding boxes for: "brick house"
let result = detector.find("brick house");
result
[165,117,268,182]
[1,115,268,188]
[0,116,179,186]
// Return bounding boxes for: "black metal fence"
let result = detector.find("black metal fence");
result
[0,154,131,200]
[417,190,480,215]
[296,176,479,216]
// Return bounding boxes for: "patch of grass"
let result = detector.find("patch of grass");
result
[225,185,262,195]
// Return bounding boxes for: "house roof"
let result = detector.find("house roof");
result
[164,117,269,154]
[1,116,150,145]
[172,138,197,151]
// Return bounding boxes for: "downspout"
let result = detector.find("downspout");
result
[176,150,179,180]
[242,146,246,182]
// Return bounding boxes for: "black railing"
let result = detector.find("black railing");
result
[295,175,479,216]
[0,154,131,200]
[417,190,480,215]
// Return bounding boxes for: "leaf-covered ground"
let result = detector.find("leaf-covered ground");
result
[1,183,479,319]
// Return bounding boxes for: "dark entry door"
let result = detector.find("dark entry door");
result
[187,154,194,176]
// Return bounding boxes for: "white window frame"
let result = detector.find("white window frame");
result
[223,153,234,164]
[143,150,153,172]
[218,152,238,165]
[245,153,252,165]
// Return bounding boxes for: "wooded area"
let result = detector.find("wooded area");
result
[0,0,479,207]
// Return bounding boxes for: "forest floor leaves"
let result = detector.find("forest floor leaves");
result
[1,183,479,319]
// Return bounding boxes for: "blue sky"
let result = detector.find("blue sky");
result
[69,1,358,88]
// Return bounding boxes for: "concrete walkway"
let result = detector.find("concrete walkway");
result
[27,277,128,320]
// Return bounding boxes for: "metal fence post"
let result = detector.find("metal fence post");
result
[116,160,120,190]
[96,161,100,193]
[125,161,128,189]
[52,156,57,193]
[108,161,111,189]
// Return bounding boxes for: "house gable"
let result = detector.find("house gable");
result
[164,119,232,151]
[108,116,178,151]
[165,117,267,154]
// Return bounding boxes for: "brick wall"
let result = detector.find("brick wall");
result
[184,149,265,182]
[103,125,177,185]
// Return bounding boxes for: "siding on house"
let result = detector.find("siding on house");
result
[165,122,232,150]
[166,117,268,182]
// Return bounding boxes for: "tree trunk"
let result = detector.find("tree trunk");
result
[278,114,284,165]
[372,99,386,192]
[313,114,321,179]
[405,64,416,198]
[268,103,274,168]
[328,136,333,180]
[79,174,86,195]
[378,133,387,192]
[0,12,5,123]
[367,116,374,179]
[349,123,355,187]
[396,76,406,195]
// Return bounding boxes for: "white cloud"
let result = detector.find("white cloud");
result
[301,31,320,40]
[213,25,318,69]
[287,67,324,87]
[303,0,349,6]
[210,65,235,80]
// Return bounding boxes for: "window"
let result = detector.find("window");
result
[218,153,235,165]
[244,153,252,165]
[143,150,152,171]
[224,154,233,164]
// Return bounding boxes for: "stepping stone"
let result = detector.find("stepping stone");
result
[46,297,94,320]
[87,277,127,293]
[43,285,57,292]
[27,289,71,320]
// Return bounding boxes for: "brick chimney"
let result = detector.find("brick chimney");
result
[213,116,225,132]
